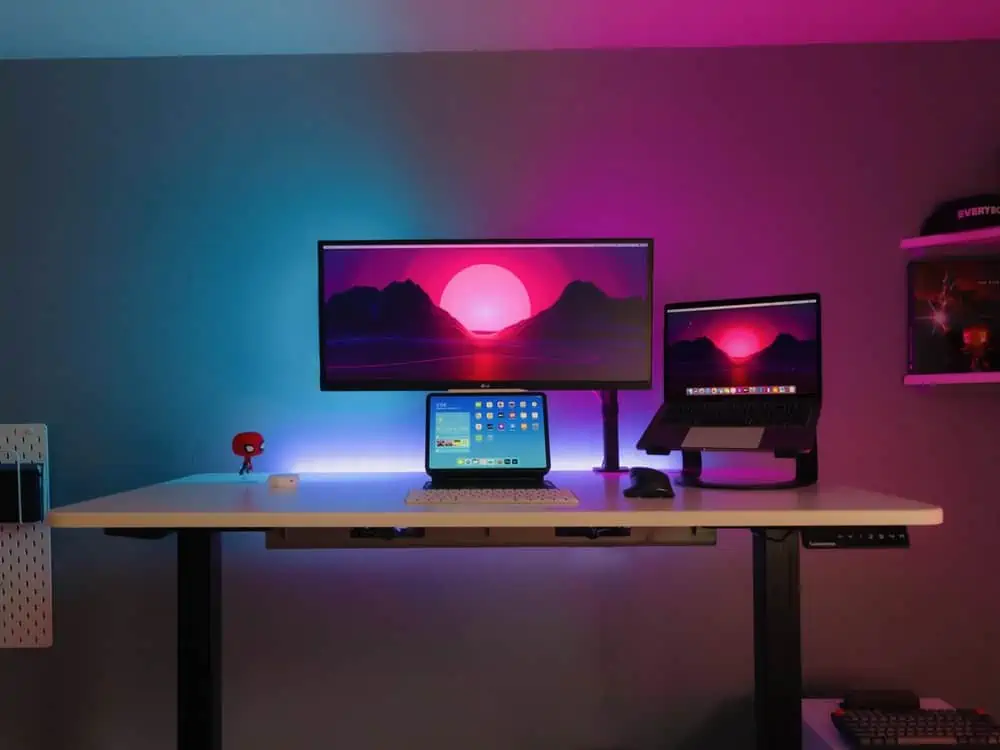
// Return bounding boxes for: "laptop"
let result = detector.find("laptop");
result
[424,391,554,488]
[638,293,821,453]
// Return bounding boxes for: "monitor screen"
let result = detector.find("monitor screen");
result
[318,239,653,390]
[908,257,1000,375]
[664,295,820,398]
[426,392,549,471]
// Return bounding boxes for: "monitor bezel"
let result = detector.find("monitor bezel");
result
[317,238,654,392]
[424,391,552,479]
[663,292,822,401]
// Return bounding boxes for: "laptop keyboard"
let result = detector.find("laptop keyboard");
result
[406,488,579,506]
[665,400,812,427]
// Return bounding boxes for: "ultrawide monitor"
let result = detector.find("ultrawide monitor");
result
[318,239,653,390]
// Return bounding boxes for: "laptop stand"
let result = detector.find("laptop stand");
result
[676,439,819,490]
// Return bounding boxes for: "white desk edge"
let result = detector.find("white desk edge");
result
[46,472,944,530]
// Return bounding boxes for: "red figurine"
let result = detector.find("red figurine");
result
[962,325,991,371]
[232,432,265,475]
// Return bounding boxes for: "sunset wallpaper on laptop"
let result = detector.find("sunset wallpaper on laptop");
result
[665,300,820,396]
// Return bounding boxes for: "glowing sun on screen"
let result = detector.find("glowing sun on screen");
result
[717,327,765,361]
[440,264,532,333]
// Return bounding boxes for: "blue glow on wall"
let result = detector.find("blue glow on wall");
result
[0,56,669,496]
[0,0,396,59]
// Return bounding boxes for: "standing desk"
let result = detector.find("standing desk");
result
[47,471,943,750]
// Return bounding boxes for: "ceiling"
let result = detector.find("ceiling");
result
[2,0,1000,59]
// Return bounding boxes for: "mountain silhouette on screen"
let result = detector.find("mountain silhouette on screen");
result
[320,279,649,382]
[667,332,818,391]
[670,333,815,364]
[497,281,646,340]
[667,337,733,368]
[753,333,818,370]
[322,279,644,342]
[322,280,468,339]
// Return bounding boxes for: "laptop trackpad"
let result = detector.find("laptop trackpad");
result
[682,427,764,450]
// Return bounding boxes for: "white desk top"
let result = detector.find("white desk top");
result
[47,472,943,530]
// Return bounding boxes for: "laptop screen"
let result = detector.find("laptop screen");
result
[664,295,820,399]
[426,392,550,472]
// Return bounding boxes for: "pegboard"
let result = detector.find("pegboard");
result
[0,424,47,465]
[0,424,52,648]
[0,524,51,647]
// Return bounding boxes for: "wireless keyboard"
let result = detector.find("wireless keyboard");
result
[832,708,1000,747]
[405,488,579,506]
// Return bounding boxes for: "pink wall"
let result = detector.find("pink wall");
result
[2,42,1000,750]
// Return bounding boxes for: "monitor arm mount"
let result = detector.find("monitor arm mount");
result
[593,389,628,473]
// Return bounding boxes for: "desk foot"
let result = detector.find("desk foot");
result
[177,530,222,750]
[753,528,802,750]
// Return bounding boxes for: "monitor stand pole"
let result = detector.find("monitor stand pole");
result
[593,389,629,474]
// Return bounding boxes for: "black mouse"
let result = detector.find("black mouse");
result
[624,467,675,498]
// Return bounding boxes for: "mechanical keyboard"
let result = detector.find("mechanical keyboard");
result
[405,488,579,506]
[832,708,1000,747]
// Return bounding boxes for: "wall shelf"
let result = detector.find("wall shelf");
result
[901,225,1000,252]
[904,372,1000,386]
[903,225,1000,385]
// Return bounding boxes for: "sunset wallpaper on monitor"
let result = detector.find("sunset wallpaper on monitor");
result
[319,241,652,388]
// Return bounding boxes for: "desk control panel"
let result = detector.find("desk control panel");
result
[802,526,910,549]
[267,526,717,549]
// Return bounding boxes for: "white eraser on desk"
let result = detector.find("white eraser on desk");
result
[267,473,299,490]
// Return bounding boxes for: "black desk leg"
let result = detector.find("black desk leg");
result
[177,530,222,750]
[752,528,802,750]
